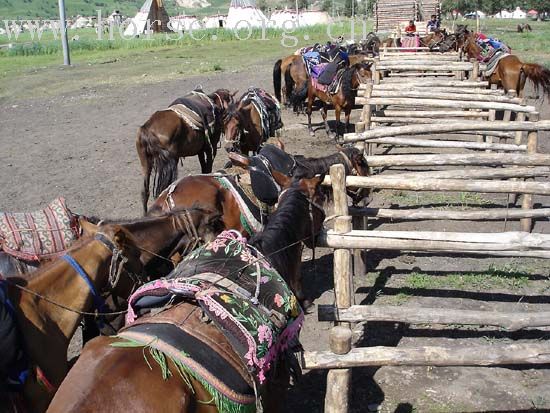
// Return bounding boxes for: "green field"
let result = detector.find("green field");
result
[0,18,549,102]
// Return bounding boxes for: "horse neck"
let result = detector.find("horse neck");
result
[301,152,347,175]
[115,216,183,264]
[11,239,112,385]
[250,189,309,280]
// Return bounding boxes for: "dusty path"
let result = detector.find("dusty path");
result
[1,59,550,412]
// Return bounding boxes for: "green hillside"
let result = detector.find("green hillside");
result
[0,0,299,20]
[0,0,232,19]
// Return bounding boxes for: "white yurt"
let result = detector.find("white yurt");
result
[494,9,512,18]
[203,14,227,28]
[170,15,201,31]
[270,9,297,29]
[511,7,526,19]
[226,0,268,29]
[298,10,331,26]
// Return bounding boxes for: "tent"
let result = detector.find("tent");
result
[123,0,170,37]
[170,15,200,31]
[203,14,227,28]
[511,7,526,19]
[494,9,512,18]
[226,0,268,29]
[269,9,331,28]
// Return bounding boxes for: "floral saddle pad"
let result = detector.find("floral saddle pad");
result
[0,198,79,262]
[126,230,304,384]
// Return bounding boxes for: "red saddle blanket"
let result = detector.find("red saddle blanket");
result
[0,198,79,261]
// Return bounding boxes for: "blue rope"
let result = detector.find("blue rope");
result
[61,254,108,316]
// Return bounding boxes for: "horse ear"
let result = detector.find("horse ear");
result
[298,175,325,198]
[228,152,251,169]
[271,169,292,189]
[79,217,98,238]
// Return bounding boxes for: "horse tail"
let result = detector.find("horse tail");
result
[284,64,295,104]
[521,63,550,100]
[136,126,178,214]
[273,59,283,102]
[289,81,308,113]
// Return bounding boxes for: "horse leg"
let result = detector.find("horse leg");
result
[198,150,208,173]
[205,145,214,173]
[307,91,315,137]
[345,108,351,134]
[322,104,333,139]
[334,106,342,141]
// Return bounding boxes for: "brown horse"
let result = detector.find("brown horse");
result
[223,88,283,155]
[273,54,369,109]
[460,29,550,98]
[46,176,326,413]
[136,89,236,214]
[306,62,372,139]
[1,209,223,412]
[2,225,145,413]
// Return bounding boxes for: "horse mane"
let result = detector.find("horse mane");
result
[249,187,310,283]
[294,147,361,178]
[223,102,241,123]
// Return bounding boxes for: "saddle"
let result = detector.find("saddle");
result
[127,231,303,378]
[169,90,217,145]
[118,301,256,412]
[0,198,80,262]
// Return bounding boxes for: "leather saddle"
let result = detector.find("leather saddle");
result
[119,301,256,407]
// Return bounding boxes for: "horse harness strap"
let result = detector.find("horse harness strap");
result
[61,254,107,316]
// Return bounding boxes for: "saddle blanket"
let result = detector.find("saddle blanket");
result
[126,230,304,385]
[240,88,283,142]
[475,33,511,64]
[484,51,509,77]
[401,35,420,51]
[0,198,79,262]
[168,104,203,130]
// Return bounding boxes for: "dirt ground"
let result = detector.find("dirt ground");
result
[1,58,550,413]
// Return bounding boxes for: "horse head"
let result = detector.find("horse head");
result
[222,102,245,153]
[292,175,326,249]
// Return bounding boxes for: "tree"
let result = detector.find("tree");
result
[321,0,331,12]
[344,0,357,17]
[528,0,550,14]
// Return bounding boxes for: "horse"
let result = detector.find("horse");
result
[517,23,532,33]
[223,88,283,155]
[273,53,369,109]
[46,176,326,413]
[0,208,223,412]
[459,28,550,98]
[1,225,145,413]
[136,89,236,214]
[305,62,371,139]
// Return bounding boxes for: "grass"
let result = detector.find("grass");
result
[405,265,531,291]
[386,190,492,209]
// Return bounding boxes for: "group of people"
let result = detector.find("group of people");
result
[404,14,440,35]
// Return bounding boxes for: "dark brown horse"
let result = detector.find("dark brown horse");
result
[1,209,222,412]
[147,145,370,232]
[273,54,369,109]
[136,89,235,214]
[460,29,550,98]
[46,176,326,413]
[305,62,372,139]
[223,88,283,155]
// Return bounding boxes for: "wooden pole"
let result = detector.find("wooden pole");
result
[303,343,550,370]
[58,0,71,65]
[325,164,353,413]
[367,90,522,103]
[318,305,550,331]
[521,112,540,232]
[347,207,550,221]
[345,121,547,142]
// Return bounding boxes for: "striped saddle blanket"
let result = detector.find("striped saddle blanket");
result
[0,198,79,261]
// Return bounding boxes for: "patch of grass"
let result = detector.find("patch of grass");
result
[405,264,531,291]
[387,292,412,305]
[386,190,492,209]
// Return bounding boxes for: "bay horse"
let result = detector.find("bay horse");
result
[0,208,223,412]
[305,62,372,139]
[46,176,326,413]
[460,28,550,98]
[223,88,283,155]
[136,89,235,214]
[273,54,369,109]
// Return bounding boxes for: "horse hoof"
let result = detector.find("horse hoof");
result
[309,131,315,137]
[301,298,315,312]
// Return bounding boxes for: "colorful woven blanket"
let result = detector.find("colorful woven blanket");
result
[240,88,283,142]
[0,198,79,262]
[401,35,420,51]
[126,230,304,384]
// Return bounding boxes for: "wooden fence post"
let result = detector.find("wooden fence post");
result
[521,112,540,232]
[325,165,353,413]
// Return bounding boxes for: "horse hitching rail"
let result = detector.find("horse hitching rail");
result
[307,164,550,413]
